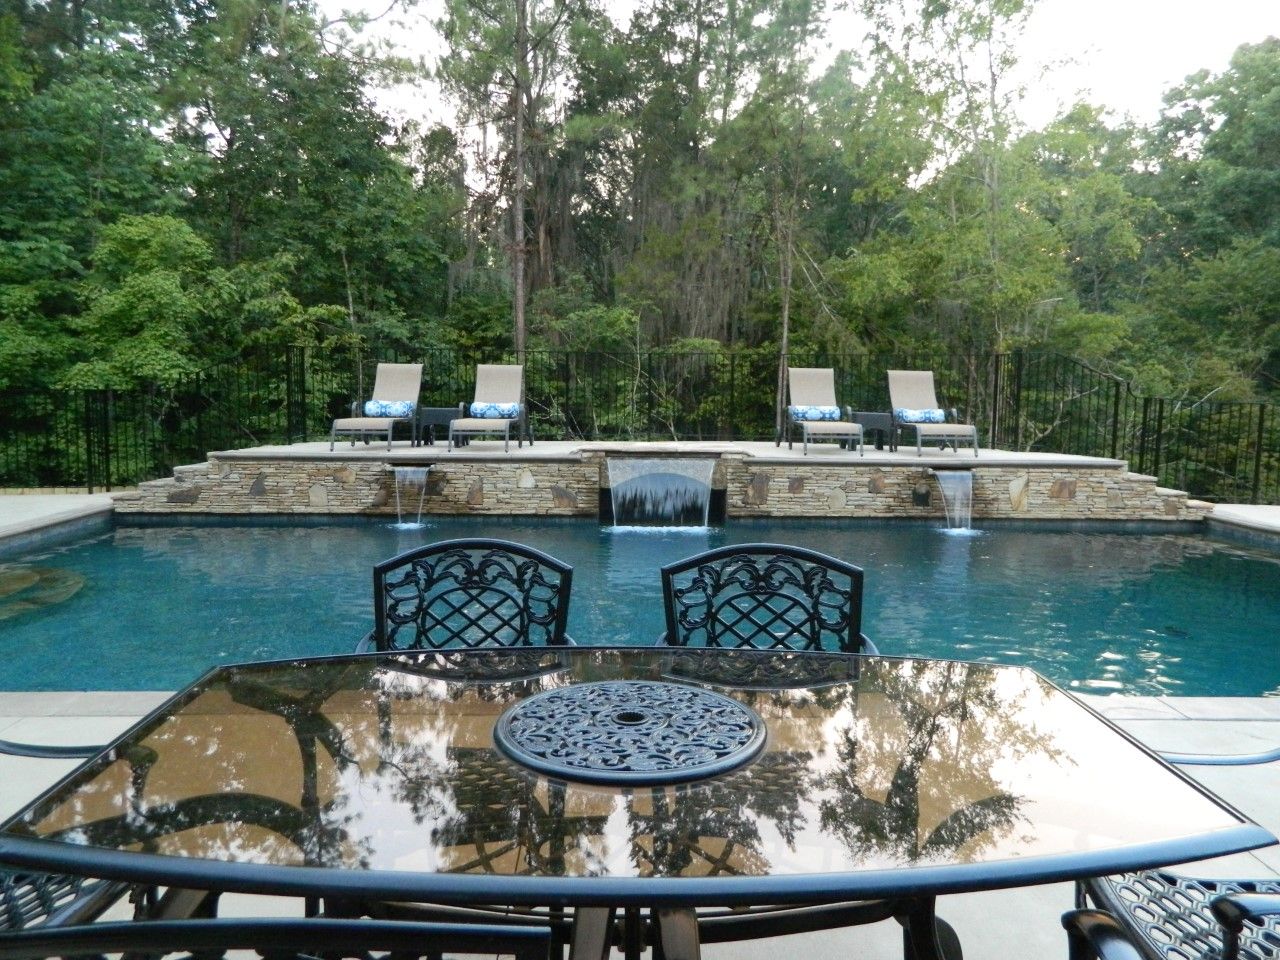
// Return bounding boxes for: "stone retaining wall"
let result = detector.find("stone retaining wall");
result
[113,457,600,516]
[112,452,1208,522]
[724,461,1208,520]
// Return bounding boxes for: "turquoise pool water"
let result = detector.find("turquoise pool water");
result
[1,518,1278,695]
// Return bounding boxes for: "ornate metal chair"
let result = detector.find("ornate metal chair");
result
[658,543,877,653]
[360,538,574,651]
[0,916,552,960]
[0,740,162,933]
[1063,744,1280,960]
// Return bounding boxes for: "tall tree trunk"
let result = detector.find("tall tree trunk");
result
[512,0,529,359]
[775,200,794,439]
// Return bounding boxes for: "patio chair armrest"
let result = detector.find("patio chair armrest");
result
[0,738,103,759]
[1212,892,1280,929]
[1060,909,1145,960]
[946,407,959,421]
[349,400,361,416]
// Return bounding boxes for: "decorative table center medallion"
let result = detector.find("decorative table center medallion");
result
[494,680,766,785]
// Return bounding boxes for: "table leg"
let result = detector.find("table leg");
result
[569,906,615,960]
[655,907,701,960]
[898,898,961,960]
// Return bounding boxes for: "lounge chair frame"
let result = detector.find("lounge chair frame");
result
[329,363,423,452]
[448,364,531,452]
[782,368,864,456]
[887,370,979,457]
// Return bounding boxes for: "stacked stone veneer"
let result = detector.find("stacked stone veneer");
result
[113,457,600,516]
[723,460,1209,521]
[113,452,1208,521]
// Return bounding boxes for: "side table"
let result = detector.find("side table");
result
[850,411,896,451]
[415,406,467,447]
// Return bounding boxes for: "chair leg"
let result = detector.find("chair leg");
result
[448,427,454,452]
[329,426,336,452]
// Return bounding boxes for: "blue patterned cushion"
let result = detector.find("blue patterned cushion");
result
[894,407,947,424]
[788,405,841,422]
[470,401,521,419]
[363,399,415,418]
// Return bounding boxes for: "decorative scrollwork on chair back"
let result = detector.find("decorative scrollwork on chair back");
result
[373,540,574,650]
[660,543,867,653]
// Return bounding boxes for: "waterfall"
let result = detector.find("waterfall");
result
[390,466,431,529]
[606,458,715,528]
[933,470,974,531]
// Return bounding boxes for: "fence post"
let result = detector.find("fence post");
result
[728,353,736,441]
[1152,398,1165,481]
[1253,402,1266,505]
[82,392,97,494]
[1110,378,1121,461]
[1012,350,1024,450]
[285,346,307,443]
[989,353,1003,449]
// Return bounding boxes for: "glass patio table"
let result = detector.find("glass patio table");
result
[0,647,1272,960]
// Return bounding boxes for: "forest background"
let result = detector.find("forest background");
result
[2,0,1279,422]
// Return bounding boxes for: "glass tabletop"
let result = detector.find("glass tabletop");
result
[0,648,1271,905]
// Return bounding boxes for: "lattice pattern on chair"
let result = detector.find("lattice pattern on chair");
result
[373,539,574,650]
[1081,870,1280,960]
[659,544,870,653]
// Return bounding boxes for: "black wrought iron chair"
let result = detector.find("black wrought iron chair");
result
[0,916,553,960]
[1063,744,1280,960]
[0,739,147,932]
[658,543,877,654]
[358,538,574,651]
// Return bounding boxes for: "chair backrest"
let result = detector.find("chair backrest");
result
[0,916,551,960]
[788,367,838,408]
[660,543,868,653]
[370,362,424,404]
[887,369,940,411]
[474,364,524,403]
[372,538,573,650]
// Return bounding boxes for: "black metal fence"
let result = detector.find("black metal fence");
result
[988,351,1280,505]
[2,346,1278,503]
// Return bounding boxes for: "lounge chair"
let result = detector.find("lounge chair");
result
[658,543,877,653]
[358,538,574,650]
[783,367,863,455]
[329,362,423,452]
[448,364,529,452]
[887,369,978,456]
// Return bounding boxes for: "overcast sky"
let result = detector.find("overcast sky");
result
[342,0,1278,130]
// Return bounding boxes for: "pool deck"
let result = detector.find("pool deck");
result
[2,491,1280,956]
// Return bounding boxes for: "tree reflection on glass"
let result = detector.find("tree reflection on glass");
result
[626,751,810,877]
[816,660,1059,863]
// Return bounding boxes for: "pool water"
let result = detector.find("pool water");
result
[1,518,1279,695]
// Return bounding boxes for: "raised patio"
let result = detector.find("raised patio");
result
[111,440,1209,522]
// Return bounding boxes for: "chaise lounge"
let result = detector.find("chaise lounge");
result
[783,367,863,456]
[448,364,530,452]
[887,369,979,456]
[330,362,423,452]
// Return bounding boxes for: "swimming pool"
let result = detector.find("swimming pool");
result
[1,517,1278,695]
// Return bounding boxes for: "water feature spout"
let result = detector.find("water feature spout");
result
[931,469,974,531]
[389,466,431,529]
[606,458,715,527]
